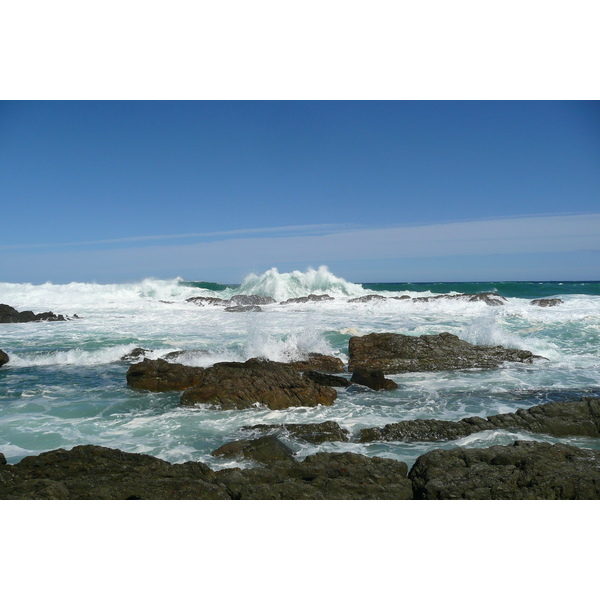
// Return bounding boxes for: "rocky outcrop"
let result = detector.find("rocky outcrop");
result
[179,358,337,410]
[280,294,334,304]
[120,347,151,362]
[411,293,506,306]
[360,397,600,442]
[241,421,351,443]
[0,349,9,367]
[303,371,351,388]
[348,294,387,303]
[212,435,296,464]
[186,296,231,306]
[0,303,67,323]
[230,295,276,306]
[350,367,398,391]
[126,358,206,392]
[530,298,564,307]
[224,305,262,312]
[284,353,345,373]
[409,441,600,499]
[348,332,543,374]
[162,349,210,361]
[0,445,413,500]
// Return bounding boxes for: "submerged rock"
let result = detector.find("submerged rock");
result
[162,349,210,361]
[224,305,262,312]
[179,358,337,410]
[0,303,67,323]
[186,296,231,306]
[411,293,506,306]
[409,441,600,500]
[530,298,564,307]
[0,349,8,367]
[241,421,351,443]
[212,435,296,464]
[120,347,151,362]
[360,397,600,442]
[350,367,398,391]
[347,294,388,303]
[230,294,276,306]
[348,332,543,374]
[126,358,205,392]
[280,294,334,304]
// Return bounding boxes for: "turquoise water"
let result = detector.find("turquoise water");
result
[1,267,599,468]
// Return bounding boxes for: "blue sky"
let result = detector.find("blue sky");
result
[1,100,599,283]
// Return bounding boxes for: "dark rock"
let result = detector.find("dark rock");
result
[230,295,276,306]
[225,305,262,312]
[303,370,351,388]
[280,294,334,304]
[0,303,67,323]
[530,298,564,307]
[360,397,600,442]
[212,435,296,464]
[391,295,412,300]
[180,358,337,410]
[284,353,345,373]
[241,421,351,443]
[409,441,600,499]
[347,294,387,303]
[162,349,210,361]
[350,367,398,391]
[186,296,231,306]
[348,332,544,374]
[0,349,8,368]
[126,358,205,392]
[120,347,151,362]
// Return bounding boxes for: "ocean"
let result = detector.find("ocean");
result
[1,266,599,469]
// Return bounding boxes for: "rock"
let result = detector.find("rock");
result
[179,358,337,410]
[241,421,351,443]
[409,441,600,499]
[280,294,334,304]
[230,294,276,306]
[224,305,262,312]
[347,294,387,303]
[350,367,398,391]
[411,293,506,306]
[162,349,210,361]
[120,347,151,362]
[186,296,231,306]
[360,397,600,442]
[530,298,564,307]
[126,358,206,392]
[0,303,67,323]
[348,332,543,374]
[303,371,351,388]
[212,435,296,464]
[284,353,345,373]
[0,349,8,368]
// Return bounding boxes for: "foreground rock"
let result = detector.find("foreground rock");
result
[180,358,337,409]
[0,349,8,367]
[360,397,600,442]
[0,303,67,323]
[409,441,600,499]
[126,358,205,392]
[530,298,564,307]
[212,435,296,464]
[350,367,398,391]
[303,371,351,388]
[0,445,412,500]
[241,421,351,443]
[283,353,345,373]
[348,332,543,374]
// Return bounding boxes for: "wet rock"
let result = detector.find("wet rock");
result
[530,298,564,307]
[225,305,262,312]
[280,294,334,304]
[230,294,276,306]
[0,349,8,368]
[284,353,345,373]
[348,331,543,374]
[409,441,600,499]
[162,349,210,361]
[411,293,506,306]
[126,358,206,392]
[186,296,231,306]
[120,347,151,362]
[303,370,351,388]
[212,435,296,464]
[347,294,387,303]
[350,367,398,391]
[0,303,67,323]
[360,397,600,442]
[180,358,337,410]
[241,421,351,443]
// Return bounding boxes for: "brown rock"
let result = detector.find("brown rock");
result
[0,349,8,368]
[530,298,564,307]
[350,367,398,391]
[126,358,205,392]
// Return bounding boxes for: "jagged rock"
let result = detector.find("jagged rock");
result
[350,367,398,391]
[186,296,231,306]
[0,303,67,323]
[162,349,210,361]
[120,347,151,362]
[180,358,337,410]
[348,332,543,374]
[411,293,506,306]
[303,371,351,388]
[530,298,564,307]
[280,294,334,304]
[0,349,8,368]
[212,435,296,464]
[284,353,345,373]
[241,421,351,443]
[224,305,262,312]
[230,295,276,306]
[360,397,600,442]
[347,294,387,303]
[409,441,600,499]
[126,358,205,392]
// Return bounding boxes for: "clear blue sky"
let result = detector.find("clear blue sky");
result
[1,101,599,283]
